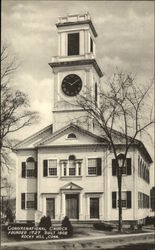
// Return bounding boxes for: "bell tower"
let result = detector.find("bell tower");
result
[49,12,103,132]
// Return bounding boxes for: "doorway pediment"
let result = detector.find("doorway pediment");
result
[60,182,83,190]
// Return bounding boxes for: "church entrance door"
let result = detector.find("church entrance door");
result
[66,194,79,219]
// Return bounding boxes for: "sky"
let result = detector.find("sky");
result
[1,1,154,186]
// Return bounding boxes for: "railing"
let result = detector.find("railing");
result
[57,12,91,24]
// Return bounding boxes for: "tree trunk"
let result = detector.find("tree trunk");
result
[118,170,122,232]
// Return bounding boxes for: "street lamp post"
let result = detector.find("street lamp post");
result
[117,153,125,232]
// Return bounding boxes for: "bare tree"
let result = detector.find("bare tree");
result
[1,43,39,171]
[76,72,154,231]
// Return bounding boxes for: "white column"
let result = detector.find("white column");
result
[99,195,104,220]
[79,193,83,220]
[58,32,61,57]
[55,196,58,220]
[61,192,66,219]
[85,195,89,220]
[42,196,46,216]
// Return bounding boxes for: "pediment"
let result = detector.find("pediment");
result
[60,182,83,190]
[36,123,107,147]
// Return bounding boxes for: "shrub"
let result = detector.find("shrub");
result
[5,207,14,223]
[39,216,52,230]
[137,224,143,230]
[61,216,73,237]
[93,222,114,231]
[130,223,136,231]
[145,216,155,226]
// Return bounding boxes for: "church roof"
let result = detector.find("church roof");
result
[14,123,152,163]
[14,124,53,150]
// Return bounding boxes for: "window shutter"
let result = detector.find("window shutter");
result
[127,191,131,208]
[21,193,25,209]
[21,162,26,178]
[35,162,37,177]
[112,192,116,208]
[43,160,48,177]
[112,159,117,176]
[127,158,131,175]
[34,193,37,210]
[97,158,102,175]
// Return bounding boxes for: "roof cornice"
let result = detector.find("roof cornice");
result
[49,59,103,78]
[56,19,98,37]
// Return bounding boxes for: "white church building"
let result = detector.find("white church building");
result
[15,13,152,224]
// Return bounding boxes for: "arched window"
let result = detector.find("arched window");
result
[95,82,98,104]
[67,133,77,139]
[26,157,35,163]
[68,155,76,176]
[26,157,35,177]
[68,155,76,161]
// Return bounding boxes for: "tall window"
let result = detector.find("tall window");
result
[112,158,131,176]
[95,83,98,104]
[88,158,97,175]
[21,193,37,210]
[60,158,82,177]
[90,37,93,52]
[112,191,132,209]
[69,155,76,176]
[68,33,79,56]
[138,192,149,209]
[121,192,127,208]
[22,157,37,178]
[48,160,57,176]
[138,156,149,183]
[43,160,57,177]
[27,157,35,177]
[88,158,102,176]
[90,198,99,218]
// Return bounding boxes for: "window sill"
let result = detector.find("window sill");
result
[86,175,99,177]
[60,176,82,179]
[22,177,37,179]
[45,176,58,178]
[89,218,100,220]
[24,208,36,210]
[113,208,131,210]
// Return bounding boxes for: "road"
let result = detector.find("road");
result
[2,234,155,250]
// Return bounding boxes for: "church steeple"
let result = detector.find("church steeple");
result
[49,13,103,132]
[55,12,97,60]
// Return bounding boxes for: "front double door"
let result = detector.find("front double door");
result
[66,194,79,219]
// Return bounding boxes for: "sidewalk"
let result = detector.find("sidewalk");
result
[1,231,154,247]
